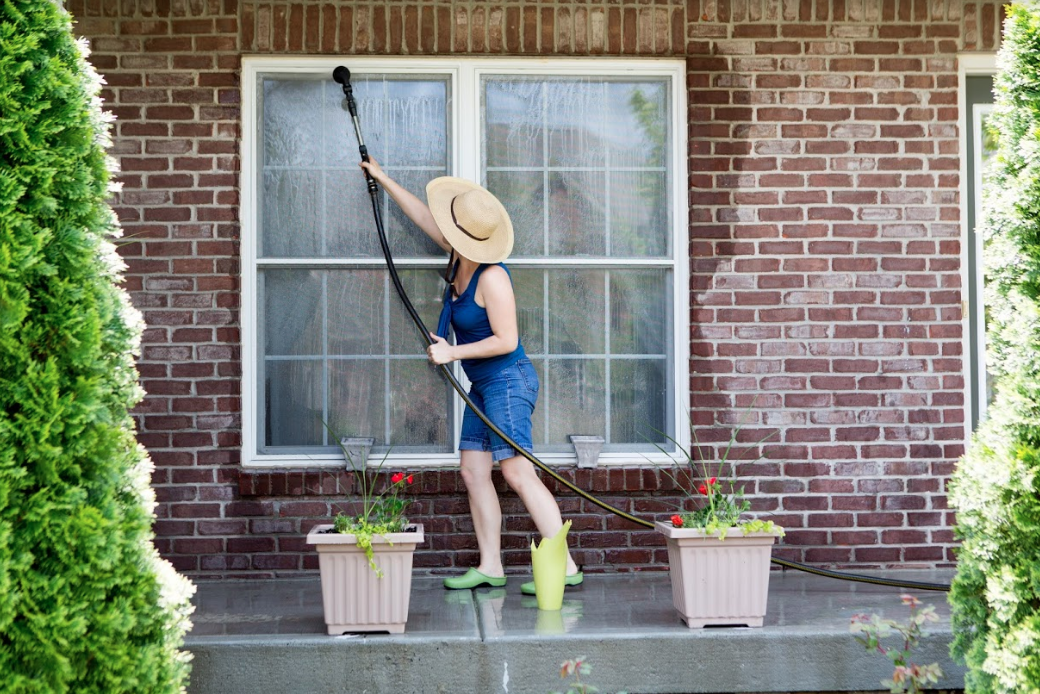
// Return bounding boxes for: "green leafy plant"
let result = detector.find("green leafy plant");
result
[550,657,627,694]
[653,421,783,538]
[0,1,193,690]
[851,595,943,694]
[947,4,1040,692]
[331,442,415,578]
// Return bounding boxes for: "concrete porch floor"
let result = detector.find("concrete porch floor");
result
[185,569,963,694]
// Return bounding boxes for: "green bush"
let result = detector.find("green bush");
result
[0,1,194,691]
[948,3,1040,692]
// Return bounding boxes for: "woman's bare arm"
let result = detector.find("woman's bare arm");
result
[360,158,450,252]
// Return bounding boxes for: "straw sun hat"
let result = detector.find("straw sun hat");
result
[426,177,514,264]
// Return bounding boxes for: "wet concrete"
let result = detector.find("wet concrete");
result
[186,569,963,693]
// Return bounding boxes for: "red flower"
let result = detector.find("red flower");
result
[698,484,708,495]
[406,474,414,484]
[391,472,404,484]
[670,514,684,528]
[708,477,717,486]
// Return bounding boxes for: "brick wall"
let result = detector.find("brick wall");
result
[67,0,1004,577]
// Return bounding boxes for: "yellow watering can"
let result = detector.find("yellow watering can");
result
[529,520,571,611]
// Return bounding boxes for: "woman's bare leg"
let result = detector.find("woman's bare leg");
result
[459,449,504,577]
[499,455,579,575]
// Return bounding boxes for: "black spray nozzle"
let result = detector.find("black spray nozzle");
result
[332,65,358,117]
[332,65,351,87]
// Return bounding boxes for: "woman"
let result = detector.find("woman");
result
[360,158,582,593]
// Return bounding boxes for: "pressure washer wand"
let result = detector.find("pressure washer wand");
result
[333,66,377,196]
[333,66,432,349]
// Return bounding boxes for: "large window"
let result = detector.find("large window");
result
[242,58,688,467]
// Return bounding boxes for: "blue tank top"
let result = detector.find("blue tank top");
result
[435,263,527,385]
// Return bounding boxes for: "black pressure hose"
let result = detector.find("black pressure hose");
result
[331,66,950,594]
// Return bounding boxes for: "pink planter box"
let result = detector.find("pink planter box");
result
[655,521,779,628]
[306,523,424,635]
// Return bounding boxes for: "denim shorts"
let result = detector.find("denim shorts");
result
[459,358,539,462]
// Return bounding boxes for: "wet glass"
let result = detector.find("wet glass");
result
[610,171,668,257]
[263,78,322,167]
[610,359,668,444]
[389,269,445,355]
[548,270,606,355]
[261,269,323,356]
[610,270,670,355]
[327,270,385,356]
[511,269,546,355]
[486,171,544,257]
[327,359,386,444]
[390,360,453,450]
[545,359,606,445]
[484,79,544,168]
[546,80,606,169]
[548,171,606,256]
[261,169,322,258]
[264,360,324,447]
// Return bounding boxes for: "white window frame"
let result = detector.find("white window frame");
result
[241,56,690,468]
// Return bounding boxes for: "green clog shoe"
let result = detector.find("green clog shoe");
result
[519,571,584,596]
[443,568,507,590]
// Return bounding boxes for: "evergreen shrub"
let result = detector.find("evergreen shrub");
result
[948,3,1040,692]
[0,1,194,691]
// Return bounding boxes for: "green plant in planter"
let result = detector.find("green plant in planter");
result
[332,443,415,577]
[653,424,783,538]
[0,1,193,690]
[947,4,1040,692]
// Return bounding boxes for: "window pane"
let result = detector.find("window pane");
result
[611,359,668,445]
[548,270,606,355]
[607,82,667,169]
[262,269,323,356]
[483,75,670,260]
[263,79,322,167]
[546,81,606,168]
[610,171,668,257]
[512,269,545,355]
[389,269,446,355]
[386,169,453,258]
[325,171,383,258]
[328,270,385,356]
[611,270,670,355]
[262,170,322,257]
[265,360,324,447]
[486,171,544,256]
[548,171,606,256]
[327,359,386,443]
[485,80,544,168]
[390,360,453,451]
[543,359,606,446]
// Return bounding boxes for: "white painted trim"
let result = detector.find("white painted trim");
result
[240,56,690,469]
[959,53,999,74]
[241,61,259,469]
[957,52,997,443]
[242,450,684,470]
